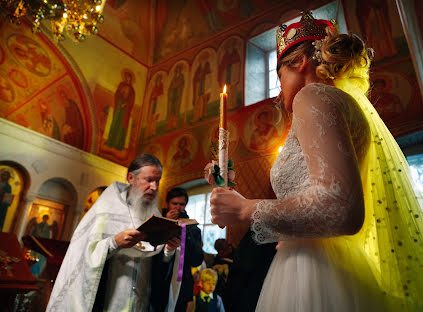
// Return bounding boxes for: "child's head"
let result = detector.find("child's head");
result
[214,238,232,258]
[199,268,218,295]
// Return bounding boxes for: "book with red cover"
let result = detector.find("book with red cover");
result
[137,214,198,247]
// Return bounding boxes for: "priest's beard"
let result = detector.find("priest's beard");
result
[127,186,158,222]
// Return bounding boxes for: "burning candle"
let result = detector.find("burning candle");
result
[219,85,227,130]
[219,84,228,186]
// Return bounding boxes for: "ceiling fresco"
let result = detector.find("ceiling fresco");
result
[0,18,93,151]
[100,0,285,65]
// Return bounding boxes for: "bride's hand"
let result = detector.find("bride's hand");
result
[210,187,258,227]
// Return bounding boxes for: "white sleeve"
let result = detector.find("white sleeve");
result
[251,84,365,243]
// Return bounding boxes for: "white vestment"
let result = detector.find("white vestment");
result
[47,182,181,312]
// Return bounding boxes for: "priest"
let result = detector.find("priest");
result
[47,154,181,312]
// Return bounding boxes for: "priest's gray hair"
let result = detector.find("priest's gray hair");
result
[127,154,162,177]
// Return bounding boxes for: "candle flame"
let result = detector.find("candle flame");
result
[223,84,227,93]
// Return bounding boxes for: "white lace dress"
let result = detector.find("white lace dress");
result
[252,83,385,311]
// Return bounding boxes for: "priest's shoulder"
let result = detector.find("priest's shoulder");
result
[89,181,129,214]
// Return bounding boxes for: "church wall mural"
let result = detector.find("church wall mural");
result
[0,18,92,151]
[153,0,287,63]
[101,0,153,65]
[56,27,150,166]
[94,66,145,165]
[140,35,245,142]
[0,164,25,233]
[138,0,423,243]
[141,98,290,214]
[1,12,149,167]
[139,1,328,202]
[343,0,423,137]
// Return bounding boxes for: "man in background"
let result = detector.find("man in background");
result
[47,154,180,312]
[163,187,204,312]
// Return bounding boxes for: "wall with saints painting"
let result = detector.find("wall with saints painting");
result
[138,0,423,218]
[0,15,148,166]
[0,0,422,242]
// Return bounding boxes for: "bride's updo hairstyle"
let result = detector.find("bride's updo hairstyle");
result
[276,11,373,92]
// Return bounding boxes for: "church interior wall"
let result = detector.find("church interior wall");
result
[137,0,423,243]
[0,0,422,245]
[0,118,127,238]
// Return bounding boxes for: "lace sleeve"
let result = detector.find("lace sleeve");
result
[251,84,365,244]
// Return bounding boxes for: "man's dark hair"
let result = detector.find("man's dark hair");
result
[127,154,162,175]
[214,238,227,252]
[166,187,188,204]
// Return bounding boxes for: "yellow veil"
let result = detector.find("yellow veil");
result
[334,66,423,311]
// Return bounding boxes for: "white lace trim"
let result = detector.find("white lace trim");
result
[251,83,369,243]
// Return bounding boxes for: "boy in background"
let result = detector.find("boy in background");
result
[188,268,225,312]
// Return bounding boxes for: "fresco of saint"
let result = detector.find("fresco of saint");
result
[145,74,163,138]
[192,53,211,122]
[58,88,84,149]
[104,69,135,151]
[166,64,185,131]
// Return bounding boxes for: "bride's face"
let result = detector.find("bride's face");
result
[277,63,304,113]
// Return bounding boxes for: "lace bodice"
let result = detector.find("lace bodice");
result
[251,83,370,243]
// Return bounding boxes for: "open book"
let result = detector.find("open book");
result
[137,214,198,247]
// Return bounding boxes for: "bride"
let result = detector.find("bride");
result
[210,11,423,311]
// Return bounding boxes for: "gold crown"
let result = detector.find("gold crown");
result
[276,11,335,62]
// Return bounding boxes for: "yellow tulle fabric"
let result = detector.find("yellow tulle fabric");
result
[326,69,423,310]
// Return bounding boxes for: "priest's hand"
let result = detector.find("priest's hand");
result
[165,237,181,251]
[210,187,258,227]
[114,229,146,248]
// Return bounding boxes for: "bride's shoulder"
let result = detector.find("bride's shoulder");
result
[298,83,340,97]
[295,83,353,110]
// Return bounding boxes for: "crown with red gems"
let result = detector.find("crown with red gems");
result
[276,11,335,62]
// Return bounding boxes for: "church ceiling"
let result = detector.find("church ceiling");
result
[100,0,287,65]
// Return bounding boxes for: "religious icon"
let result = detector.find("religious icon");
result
[26,214,56,239]
[0,165,22,233]
[57,87,84,149]
[355,0,397,61]
[218,40,241,87]
[142,143,164,165]
[7,34,51,76]
[8,68,28,89]
[104,69,136,151]
[166,64,185,131]
[192,52,211,122]
[0,169,13,231]
[145,74,164,138]
[243,106,283,153]
[37,99,61,140]
[217,37,243,109]
[168,134,198,171]
[25,212,58,277]
[369,75,409,121]
[80,187,106,221]
[0,73,14,103]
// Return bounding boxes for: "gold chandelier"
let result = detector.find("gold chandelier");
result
[0,0,106,42]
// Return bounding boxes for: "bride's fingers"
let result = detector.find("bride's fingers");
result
[211,214,225,225]
[211,213,236,226]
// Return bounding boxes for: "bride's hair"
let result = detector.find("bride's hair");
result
[277,28,373,92]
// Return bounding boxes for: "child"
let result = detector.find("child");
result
[188,268,225,312]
